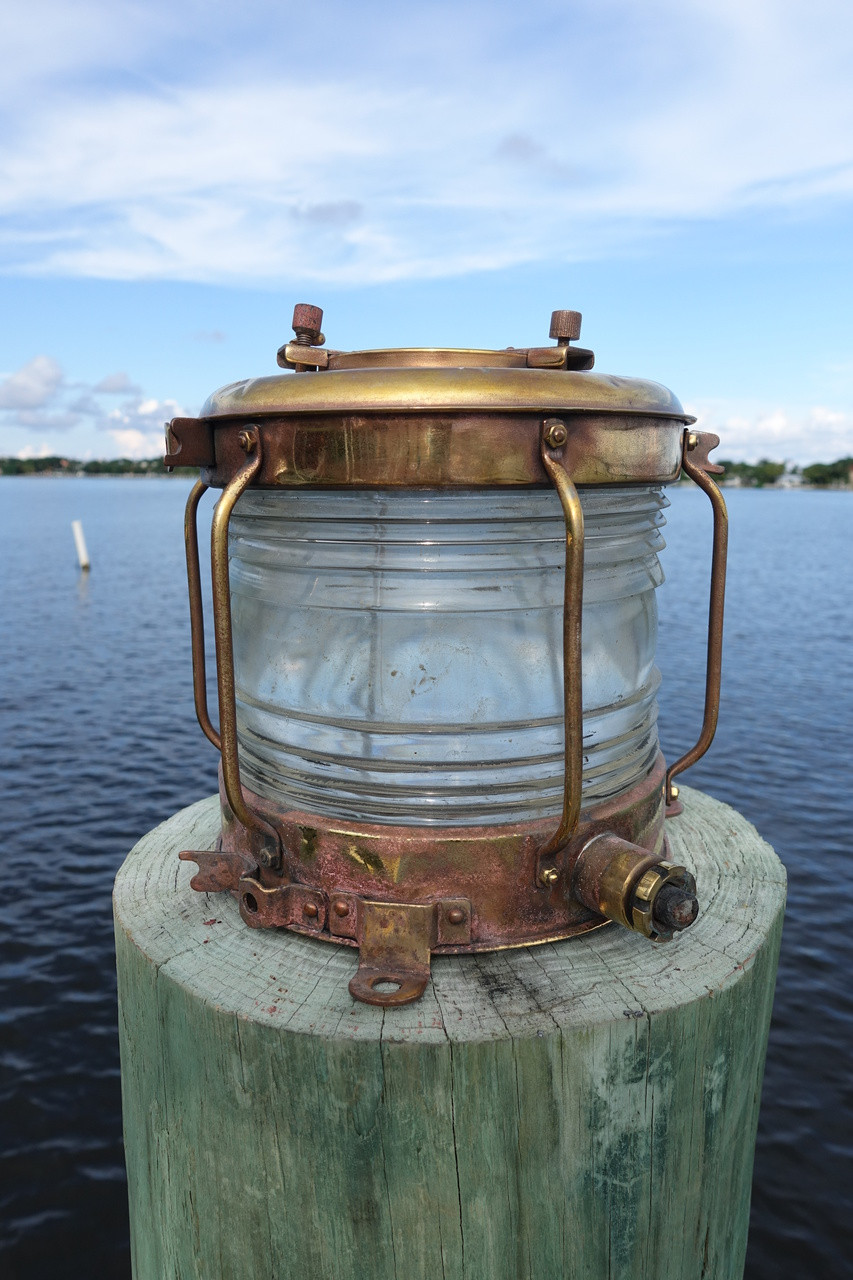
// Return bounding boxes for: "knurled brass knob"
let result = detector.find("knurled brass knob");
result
[549,310,582,343]
[292,303,324,346]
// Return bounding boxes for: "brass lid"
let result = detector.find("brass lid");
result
[200,306,688,420]
[201,363,689,421]
[165,307,695,488]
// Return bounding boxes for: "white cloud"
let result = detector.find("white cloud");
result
[0,1,852,284]
[0,354,185,458]
[100,396,184,457]
[106,426,173,459]
[0,355,63,409]
[16,441,60,460]
[688,399,853,465]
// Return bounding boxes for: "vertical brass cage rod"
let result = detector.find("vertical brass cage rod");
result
[208,427,275,844]
[539,424,585,862]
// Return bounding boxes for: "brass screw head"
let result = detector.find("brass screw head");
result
[447,907,466,925]
[670,784,680,799]
[540,867,560,887]
[687,431,699,451]
[303,901,319,919]
[543,419,568,449]
[333,899,350,917]
[238,429,255,453]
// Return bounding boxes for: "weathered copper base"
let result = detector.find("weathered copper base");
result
[180,755,670,1004]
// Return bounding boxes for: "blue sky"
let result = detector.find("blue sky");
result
[1,0,851,463]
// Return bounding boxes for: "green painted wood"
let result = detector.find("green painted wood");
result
[114,788,785,1280]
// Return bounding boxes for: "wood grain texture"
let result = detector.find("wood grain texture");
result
[114,787,785,1280]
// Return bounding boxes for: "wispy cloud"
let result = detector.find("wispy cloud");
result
[92,371,140,395]
[1,0,852,284]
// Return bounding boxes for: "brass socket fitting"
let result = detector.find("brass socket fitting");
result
[572,832,698,943]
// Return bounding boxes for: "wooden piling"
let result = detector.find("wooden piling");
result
[114,787,784,1280]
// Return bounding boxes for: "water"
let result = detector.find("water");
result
[0,478,851,1278]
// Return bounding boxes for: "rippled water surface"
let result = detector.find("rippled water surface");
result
[0,478,851,1278]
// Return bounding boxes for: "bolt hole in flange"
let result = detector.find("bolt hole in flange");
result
[243,892,259,914]
[348,970,429,1007]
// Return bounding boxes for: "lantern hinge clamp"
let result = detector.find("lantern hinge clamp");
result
[525,345,595,371]
[277,341,341,371]
[236,876,327,931]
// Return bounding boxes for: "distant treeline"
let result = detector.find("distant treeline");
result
[716,456,853,487]
[0,456,195,477]
[716,459,785,487]
[798,457,853,486]
[3,453,852,486]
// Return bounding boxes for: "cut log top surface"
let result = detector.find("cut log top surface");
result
[114,787,785,1042]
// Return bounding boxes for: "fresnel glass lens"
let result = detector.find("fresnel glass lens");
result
[169,306,728,1005]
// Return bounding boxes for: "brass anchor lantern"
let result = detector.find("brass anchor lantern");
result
[166,305,727,1006]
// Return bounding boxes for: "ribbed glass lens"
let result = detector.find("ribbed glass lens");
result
[229,487,667,825]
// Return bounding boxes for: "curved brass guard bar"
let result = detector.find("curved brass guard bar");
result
[539,429,585,861]
[184,479,221,750]
[209,427,270,839]
[665,435,729,806]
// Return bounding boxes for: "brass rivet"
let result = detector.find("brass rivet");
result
[687,432,699,451]
[238,429,255,453]
[670,784,680,799]
[543,420,568,449]
[447,907,466,925]
[540,867,560,887]
[333,899,350,917]
[303,901,319,919]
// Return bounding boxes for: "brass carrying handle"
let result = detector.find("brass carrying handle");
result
[665,430,729,811]
[183,426,280,863]
[538,419,585,867]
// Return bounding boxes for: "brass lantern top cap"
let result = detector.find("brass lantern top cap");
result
[199,305,688,421]
[166,307,696,488]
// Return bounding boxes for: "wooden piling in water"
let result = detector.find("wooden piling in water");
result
[114,787,784,1280]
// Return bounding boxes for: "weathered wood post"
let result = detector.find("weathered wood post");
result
[115,786,784,1280]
